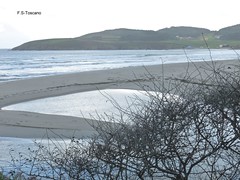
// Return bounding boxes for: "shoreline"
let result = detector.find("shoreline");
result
[0,60,239,138]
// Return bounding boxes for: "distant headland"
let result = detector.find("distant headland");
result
[12,24,240,50]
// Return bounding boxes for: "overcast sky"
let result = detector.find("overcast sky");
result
[0,0,240,48]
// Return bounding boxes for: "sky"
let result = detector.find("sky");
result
[0,0,240,48]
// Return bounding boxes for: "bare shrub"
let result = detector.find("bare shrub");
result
[8,60,240,179]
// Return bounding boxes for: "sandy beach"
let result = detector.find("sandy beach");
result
[0,60,238,138]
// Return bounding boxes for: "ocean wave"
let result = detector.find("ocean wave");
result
[0,49,239,82]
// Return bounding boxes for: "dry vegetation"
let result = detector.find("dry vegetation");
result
[2,57,240,179]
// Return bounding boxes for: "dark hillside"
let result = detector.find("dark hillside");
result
[158,26,210,38]
[217,24,240,40]
[12,24,240,50]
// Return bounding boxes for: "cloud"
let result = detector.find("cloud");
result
[0,24,5,32]
[0,23,30,48]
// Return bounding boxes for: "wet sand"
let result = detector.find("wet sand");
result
[0,60,238,138]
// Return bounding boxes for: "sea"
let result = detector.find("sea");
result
[1,49,239,82]
[1,49,240,172]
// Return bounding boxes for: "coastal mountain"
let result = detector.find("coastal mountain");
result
[217,24,240,40]
[12,25,240,50]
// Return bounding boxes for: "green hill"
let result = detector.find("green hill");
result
[217,24,240,40]
[12,25,240,50]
